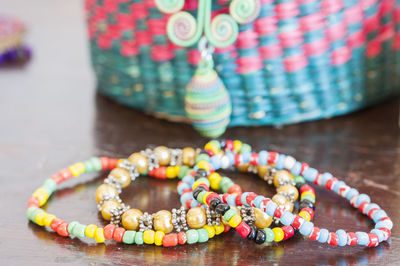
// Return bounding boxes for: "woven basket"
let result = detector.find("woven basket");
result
[86,0,400,136]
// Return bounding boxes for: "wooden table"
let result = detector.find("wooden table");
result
[1,1,399,265]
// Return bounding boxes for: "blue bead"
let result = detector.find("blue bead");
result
[266,201,278,216]
[191,199,199,208]
[210,156,221,170]
[242,152,251,163]
[356,232,369,246]
[371,229,384,242]
[276,154,286,170]
[177,182,190,194]
[336,229,347,246]
[375,220,392,230]
[226,152,234,166]
[332,181,344,194]
[303,167,318,182]
[356,194,371,207]
[241,192,250,206]
[280,211,295,226]
[259,151,268,165]
[365,203,380,214]
[346,188,359,201]
[227,195,236,206]
[291,162,301,176]
[182,175,195,186]
[321,172,333,185]
[372,210,387,223]
[318,229,329,243]
[299,221,314,236]
[180,193,193,205]
[253,195,265,208]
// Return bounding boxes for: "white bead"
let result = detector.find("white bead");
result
[284,156,296,170]
[221,155,230,169]
[339,185,350,198]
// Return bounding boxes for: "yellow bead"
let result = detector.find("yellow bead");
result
[209,172,222,190]
[301,191,315,199]
[202,192,212,204]
[154,231,165,246]
[228,215,242,228]
[197,160,210,171]
[272,227,284,242]
[43,214,56,226]
[205,142,218,155]
[233,140,242,152]
[192,180,206,190]
[203,225,215,238]
[173,166,180,176]
[166,167,176,178]
[213,224,225,235]
[32,188,49,206]
[94,228,105,243]
[35,212,47,226]
[69,162,85,177]
[143,230,155,244]
[85,224,97,238]
[299,211,311,221]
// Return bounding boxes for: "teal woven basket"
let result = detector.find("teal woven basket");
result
[86,0,400,137]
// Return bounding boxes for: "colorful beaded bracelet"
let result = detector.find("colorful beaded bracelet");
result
[194,140,393,247]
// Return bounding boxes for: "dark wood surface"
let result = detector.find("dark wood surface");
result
[1,1,399,265]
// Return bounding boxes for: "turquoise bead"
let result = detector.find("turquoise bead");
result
[186,229,199,244]
[264,228,275,242]
[294,175,306,184]
[67,221,79,234]
[241,143,252,153]
[26,207,43,222]
[134,231,144,245]
[196,191,207,202]
[123,230,136,244]
[196,154,210,163]
[197,228,209,243]
[84,160,95,173]
[223,208,237,222]
[72,223,86,238]
[89,157,102,172]
[42,179,57,195]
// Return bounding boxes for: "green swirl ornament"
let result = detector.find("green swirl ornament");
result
[229,0,261,24]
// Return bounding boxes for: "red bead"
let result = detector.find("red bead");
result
[249,153,258,165]
[99,157,110,170]
[300,163,309,175]
[235,193,243,206]
[260,198,271,212]
[379,228,391,240]
[282,225,295,240]
[27,196,40,208]
[234,154,242,166]
[163,233,179,247]
[235,222,251,238]
[314,173,322,185]
[147,168,155,177]
[222,193,229,203]
[246,192,258,206]
[368,208,379,219]
[58,168,73,181]
[325,178,338,190]
[189,171,196,177]
[292,215,304,229]
[181,188,192,194]
[299,185,315,195]
[367,233,379,247]
[274,206,285,219]
[228,184,242,194]
[205,193,219,206]
[225,140,234,151]
[328,232,339,246]
[113,227,125,242]
[267,152,278,164]
[50,218,64,232]
[206,150,215,157]
[310,227,320,241]
[224,225,231,232]
[186,198,193,209]
[104,224,116,239]
[50,173,64,184]
[301,207,314,220]
[197,183,209,191]
[56,223,69,237]
[178,231,187,245]
[108,158,119,169]
[347,232,358,246]
[359,202,369,214]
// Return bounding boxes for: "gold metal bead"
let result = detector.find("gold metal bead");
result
[254,208,272,229]
[109,168,131,188]
[121,208,143,230]
[277,184,299,201]
[95,184,118,203]
[257,165,269,179]
[154,146,171,166]
[182,147,196,166]
[127,152,148,173]
[273,170,293,187]
[153,210,173,233]
[272,194,294,212]
[186,207,207,229]
[237,163,249,172]
[101,200,121,221]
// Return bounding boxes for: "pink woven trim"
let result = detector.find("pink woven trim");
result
[367,38,382,57]
[321,0,343,15]
[361,0,378,9]
[188,49,201,65]
[85,0,96,11]
[215,45,235,54]
[135,30,152,46]
[284,54,308,72]
[104,0,118,13]
[117,14,135,30]
[299,13,325,31]
[344,4,364,25]
[151,45,175,61]
[258,44,283,59]
[254,17,277,35]
[279,29,304,47]
[379,0,395,16]
[144,0,157,8]
[394,7,400,22]
[236,56,263,73]
[97,34,112,49]
[130,3,148,19]
[121,40,139,56]
[237,31,259,49]
[347,30,366,49]
[379,24,395,42]
[107,24,122,39]
[364,15,380,33]
[185,0,198,10]
[331,46,350,65]
[275,2,300,19]
[148,18,168,35]
[94,7,107,21]
[303,38,329,56]
[325,21,347,41]
[393,34,400,50]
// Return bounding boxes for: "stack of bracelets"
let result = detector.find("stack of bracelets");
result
[26,140,393,248]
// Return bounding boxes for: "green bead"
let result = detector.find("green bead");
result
[223,208,237,222]
[196,153,210,163]
[27,207,43,222]
[294,176,306,185]
[90,157,102,172]
[197,228,209,243]
[220,177,234,193]
[240,143,252,153]
[84,160,95,173]
[219,177,231,188]
[197,191,207,203]
[42,179,57,195]
[72,224,86,238]
[134,231,144,245]
[186,229,199,244]
[68,221,79,234]
[178,166,190,179]
[196,177,210,187]
[264,228,275,242]
[123,230,136,244]
[301,194,315,203]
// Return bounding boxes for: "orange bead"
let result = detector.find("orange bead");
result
[162,233,179,247]
[178,231,187,245]
[228,184,242,194]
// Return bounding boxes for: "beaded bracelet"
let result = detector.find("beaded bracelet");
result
[194,140,393,247]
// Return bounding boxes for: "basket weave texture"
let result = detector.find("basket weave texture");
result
[86,0,400,127]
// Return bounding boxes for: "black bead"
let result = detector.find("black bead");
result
[255,229,266,244]
[247,225,257,240]
[295,182,304,190]
[220,140,226,149]
[299,199,315,210]
[210,197,222,209]
[193,186,207,199]
[215,203,230,214]
[196,168,208,178]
